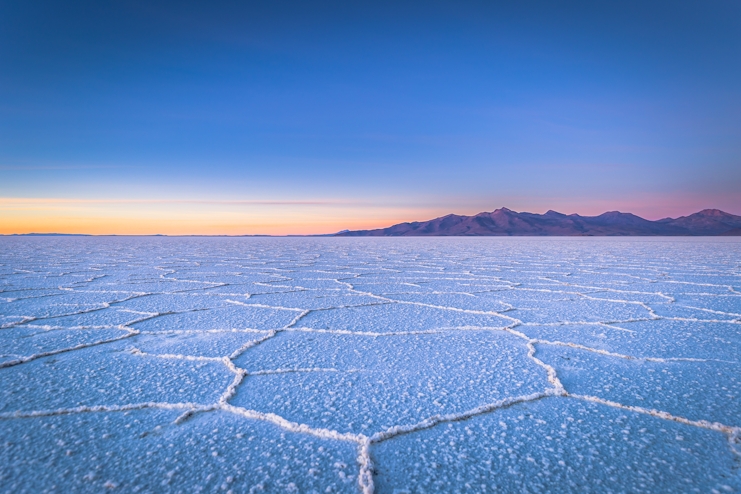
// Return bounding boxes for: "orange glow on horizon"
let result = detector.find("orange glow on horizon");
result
[2,195,738,236]
[0,197,441,235]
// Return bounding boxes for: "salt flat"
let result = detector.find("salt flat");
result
[1,237,739,493]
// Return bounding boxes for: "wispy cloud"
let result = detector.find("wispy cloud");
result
[0,197,355,206]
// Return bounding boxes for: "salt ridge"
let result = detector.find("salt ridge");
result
[1,240,740,492]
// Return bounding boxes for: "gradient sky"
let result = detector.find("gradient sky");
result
[1,0,740,234]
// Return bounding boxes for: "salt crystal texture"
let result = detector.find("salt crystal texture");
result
[1,237,739,493]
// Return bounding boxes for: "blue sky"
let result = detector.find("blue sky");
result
[1,0,740,234]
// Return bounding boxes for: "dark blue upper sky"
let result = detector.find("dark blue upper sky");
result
[1,0,740,233]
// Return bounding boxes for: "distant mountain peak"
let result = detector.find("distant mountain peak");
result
[544,210,566,217]
[695,209,732,217]
[336,208,741,237]
[596,210,637,218]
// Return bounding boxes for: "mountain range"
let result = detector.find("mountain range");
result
[336,208,741,236]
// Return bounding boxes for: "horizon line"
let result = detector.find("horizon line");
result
[2,207,739,237]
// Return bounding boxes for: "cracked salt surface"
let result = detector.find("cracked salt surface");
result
[233,331,546,435]
[131,305,298,332]
[373,398,741,493]
[538,345,741,427]
[1,237,740,493]
[1,409,358,493]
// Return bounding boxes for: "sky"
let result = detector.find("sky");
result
[1,0,740,235]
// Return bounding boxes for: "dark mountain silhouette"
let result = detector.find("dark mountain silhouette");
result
[337,208,741,236]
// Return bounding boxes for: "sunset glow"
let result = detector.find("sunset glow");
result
[1,1,740,234]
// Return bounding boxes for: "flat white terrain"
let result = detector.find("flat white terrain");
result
[1,237,739,493]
